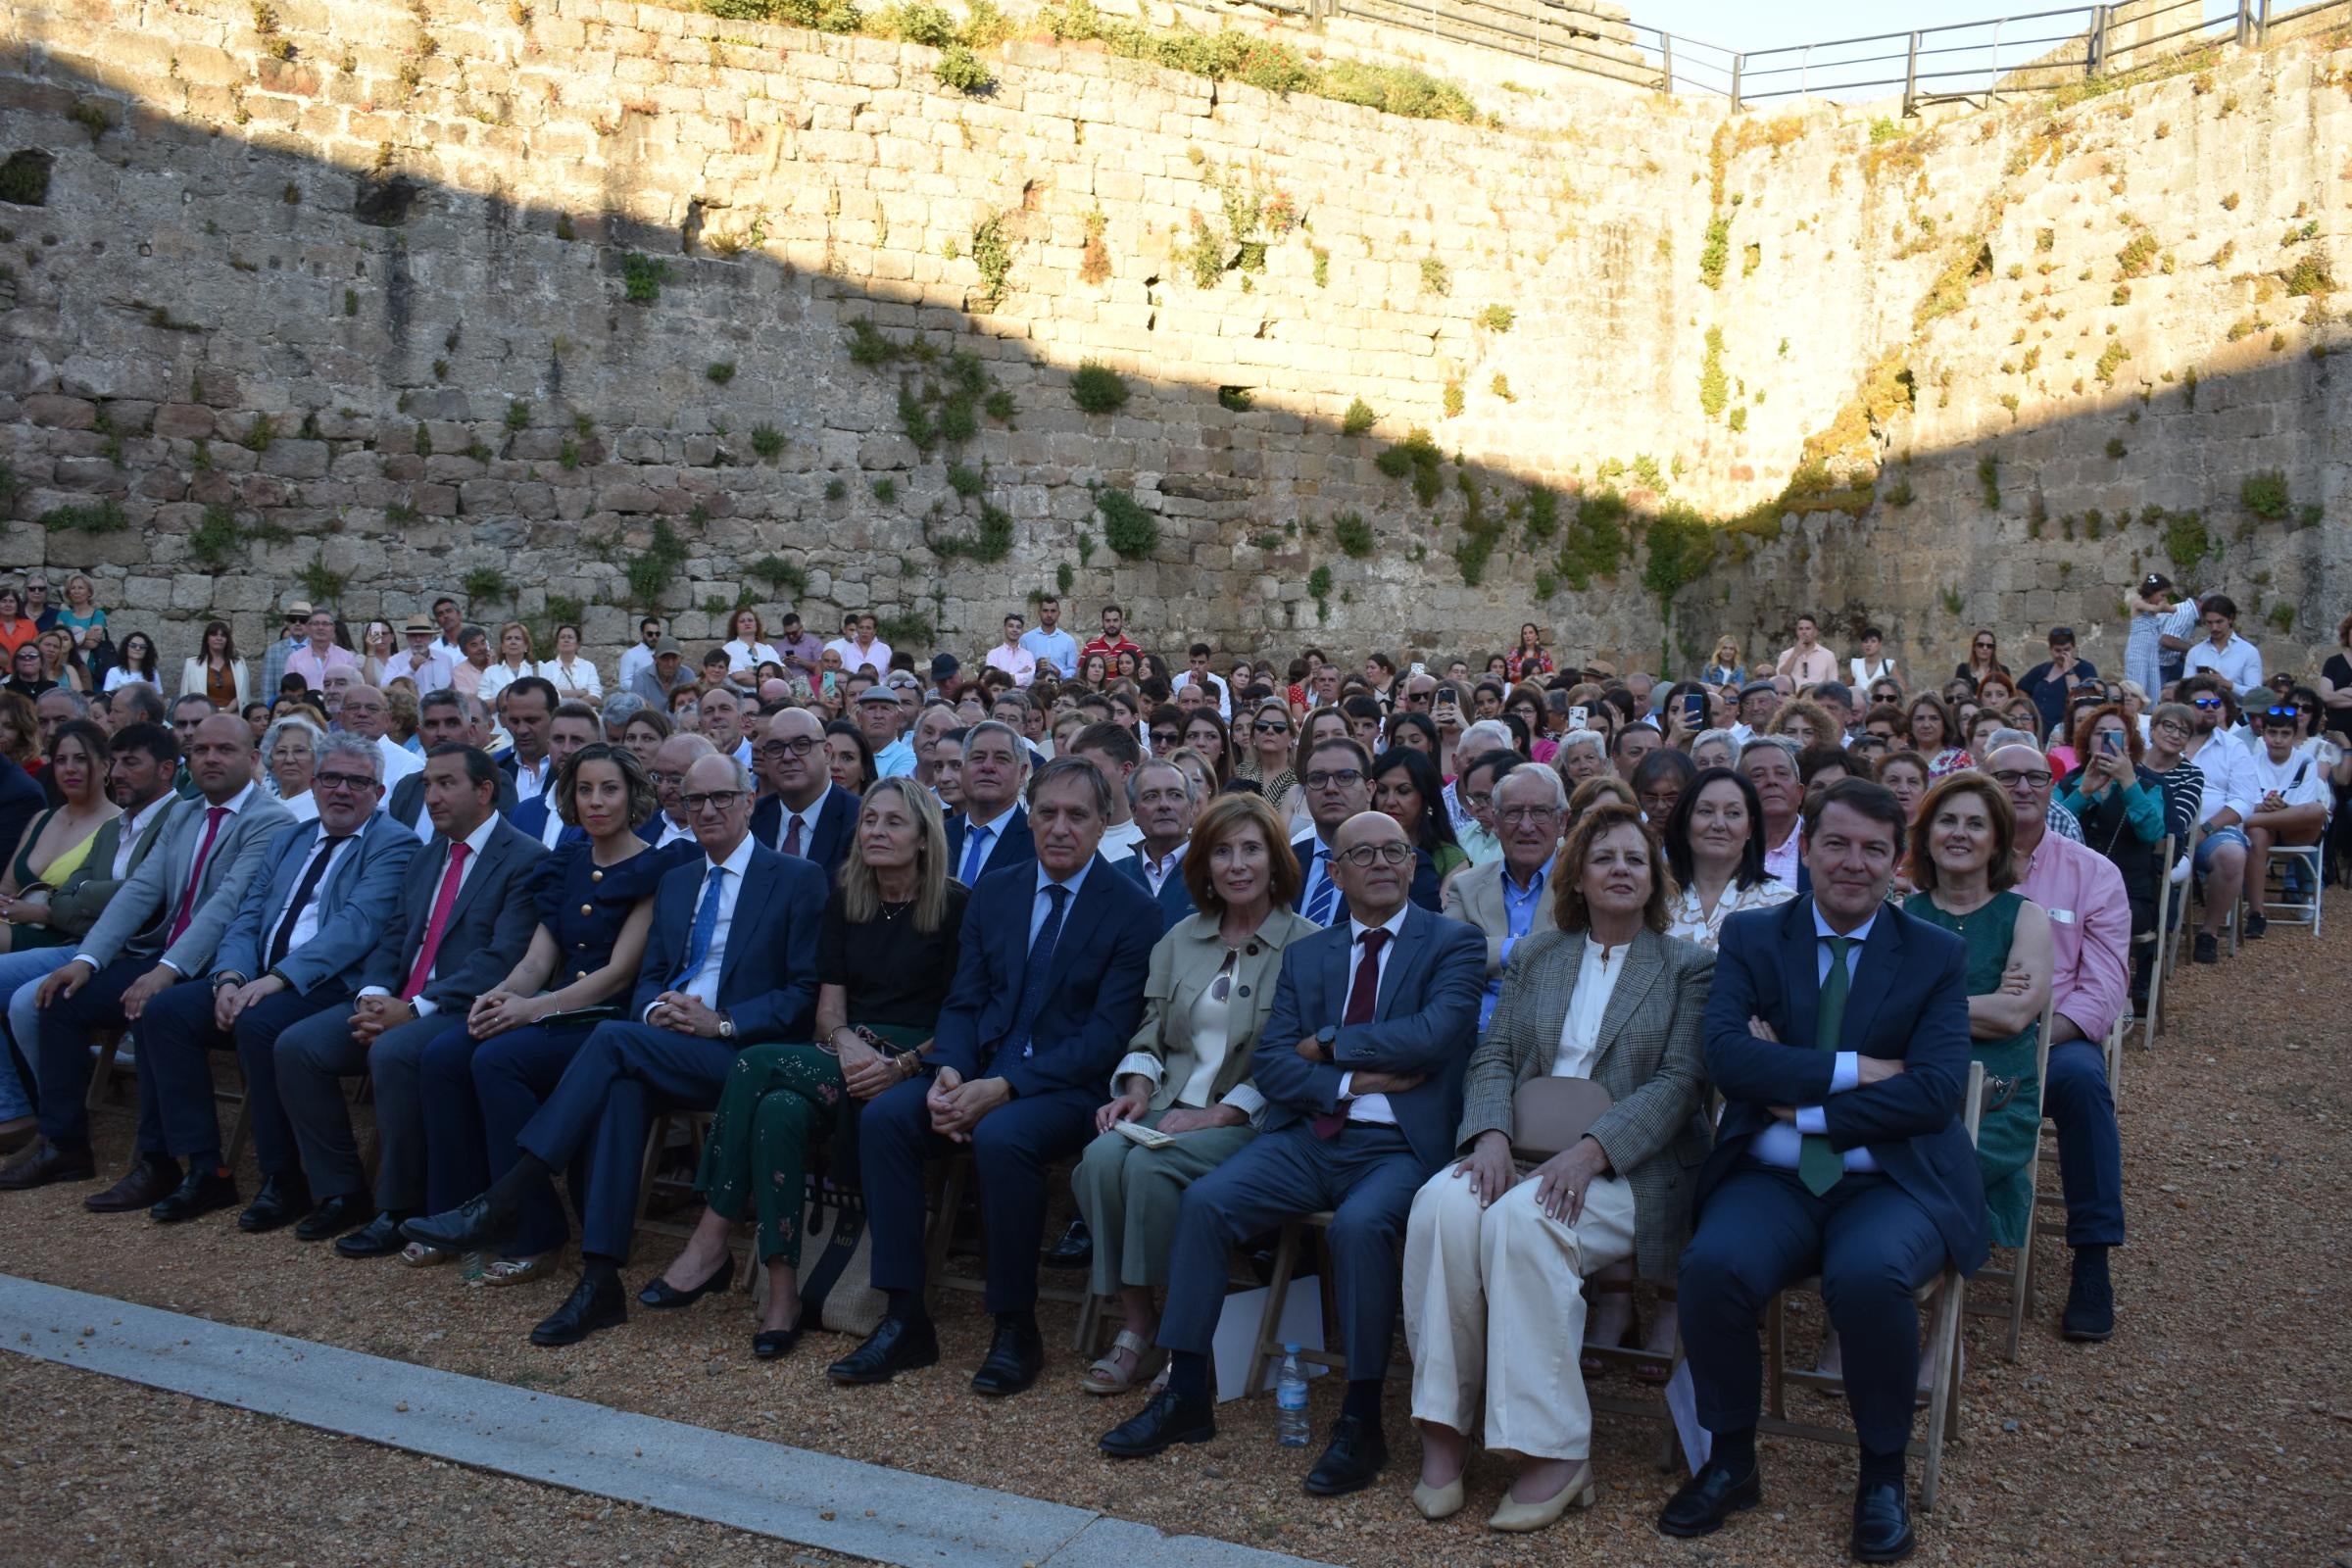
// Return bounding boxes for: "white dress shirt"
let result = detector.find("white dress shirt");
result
[372,735,423,799]
[957,803,1020,880]
[723,639,782,675]
[2182,633,2263,689]
[651,814,697,850]
[663,833,757,1014]
[268,827,362,961]
[823,636,893,677]
[1750,903,1881,1175]
[385,646,456,694]
[1335,906,1410,1125]
[510,751,553,805]
[356,811,499,1015]
[109,792,173,881]
[616,643,657,691]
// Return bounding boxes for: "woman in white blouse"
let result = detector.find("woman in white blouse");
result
[721,608,782,676]
[1660,765,1796,949]
[1402,802,1714,1530]
[538,622,604,705]
[477,621,537,707]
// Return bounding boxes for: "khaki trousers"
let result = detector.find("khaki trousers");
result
[1071,1111,1256,1300]
[1402,1163,1638,1461]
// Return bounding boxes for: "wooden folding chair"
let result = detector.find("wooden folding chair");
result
[922,1151,1091,1341]
[631,1107,713,1247]
[2166,820,2204,983]
[1966,997,2052,1362]
[1760,1061,1984,1511]
[2136,832,2176,1050]
[1247,1210,1345,1396]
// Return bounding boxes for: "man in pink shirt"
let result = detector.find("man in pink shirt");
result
[1987,743,2130,1345]
[984,612,1038,687]
[1775,613,1838,688]
[284,609,358,692]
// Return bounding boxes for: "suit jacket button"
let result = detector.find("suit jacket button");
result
[580,904,593,915]
[590,869,604,883]
[1238,986,1250,997]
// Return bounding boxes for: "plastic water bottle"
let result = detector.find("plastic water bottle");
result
[1275,1344,1310,1446]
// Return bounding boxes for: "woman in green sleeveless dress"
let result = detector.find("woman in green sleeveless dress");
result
[1902,772,2053,1246]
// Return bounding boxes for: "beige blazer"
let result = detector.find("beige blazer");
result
[1125,906,1320,1113]
[178,657,251,706]
[1442,852,1563,977]
[1457,924,1715,1280]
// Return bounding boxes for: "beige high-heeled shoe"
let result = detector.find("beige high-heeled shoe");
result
[1487,1462,1596,1533]
[1410,1475,1465,1520]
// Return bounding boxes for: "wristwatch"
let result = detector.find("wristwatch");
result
[1315,1024,1339,1061]
[717,1013,735,1041]
[214,971,247,991]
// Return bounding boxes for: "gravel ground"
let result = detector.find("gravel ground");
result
[4,897,2348,1567]
[0,1355,865,1568]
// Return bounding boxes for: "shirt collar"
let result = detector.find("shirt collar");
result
[207,779,259,817]
[708,832,758,879]
[1036,856,1092,898]
[457,810,500,858]
[123,791,172,836]
[1811,898,1877,948]
[1349,905,1410,945]
[1501,857,1549,898]
[966,799,1019,833]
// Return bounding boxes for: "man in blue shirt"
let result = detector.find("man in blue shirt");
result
[1018,594,1079,679]
[1438,761,1563,1029]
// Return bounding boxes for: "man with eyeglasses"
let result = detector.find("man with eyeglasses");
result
[2180,594,2263,690]
[641,732,717,850]
[1102,809,1482,1494]
[1986,743,2132,1345]
[334,683,424,802]
[1117,758,1200,931]
[749,709,858,877]
[945,721,1036,881]
[403,752,827,1347]
[130,734,418,1230]
[1292,737,1374,926]
[1442,760,1561,1029]
[2237,702,2329,938]
[2173,677,2256,962]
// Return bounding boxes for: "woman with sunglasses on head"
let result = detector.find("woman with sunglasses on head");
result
[1234,698,1300,822]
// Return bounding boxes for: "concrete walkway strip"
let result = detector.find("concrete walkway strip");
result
[0,1274,1330,1568]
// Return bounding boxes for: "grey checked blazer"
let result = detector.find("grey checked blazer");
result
[1442,853,1563,978]
[1456,924,1715,1281]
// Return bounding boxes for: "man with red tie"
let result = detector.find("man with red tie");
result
[0,714,292,1207]
[270,746,544,1258]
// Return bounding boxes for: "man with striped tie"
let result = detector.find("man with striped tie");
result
[1292,735,1375,927]
[400,753,827,1348]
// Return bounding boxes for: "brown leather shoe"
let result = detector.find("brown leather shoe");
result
[0,1140,97,1191]
[83,1156,182,1213]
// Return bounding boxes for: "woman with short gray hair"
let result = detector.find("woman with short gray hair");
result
[262,714,326,824]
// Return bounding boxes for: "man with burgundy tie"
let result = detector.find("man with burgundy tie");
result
[1662,779,1984,1563]
[125,733,420,1230]
[399,752,827,1346]
[0,714,291,1207]
[270,745,543,1258]
[1101,809,1483,1496]
[747,708,857,876]
[828,757,1158,1396]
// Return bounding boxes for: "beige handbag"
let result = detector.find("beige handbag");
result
[1510,1077,1613,1162]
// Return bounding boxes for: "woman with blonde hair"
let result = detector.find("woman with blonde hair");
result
[1231,697,1299,819]
[1699,635,1743,690]
[478,621,537,707]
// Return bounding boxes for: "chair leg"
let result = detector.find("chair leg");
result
[2005,1236,2030,1363]
[1921,1276,1963,1512]
[83,1030,124,1111]
[1073,1290,1102,1355]
[1764,1290,1788,1422]
[1249,1221,1302,1400]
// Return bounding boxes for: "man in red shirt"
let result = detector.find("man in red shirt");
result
[1080,603,1143,668]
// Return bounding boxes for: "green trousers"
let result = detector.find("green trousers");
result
[1070,1108,1256,1299]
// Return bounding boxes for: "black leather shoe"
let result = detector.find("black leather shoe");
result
[2062,1247,2115,1342]
[637,1250,736,1309]
[1099,1388,1216,1458]
[752,1320,804,1361]
[399,1190,515,1252]
[530,1271,628,1348]
[150,1167,239,1225]
[1041,1216,1093,1269]
[969,1316,1045,1396]
[1657,1459,1762,1538]
[294,1192,371,1242]
[334,1210,412,1258]
[2192,932,2218,963]
[0,1140,97,1191]
[84,1156,181,1212]
[827,1315,940,1386]
[1850,1480,1916,1562]
[238,1174,313,1234]
[1303,1414,1388,1496]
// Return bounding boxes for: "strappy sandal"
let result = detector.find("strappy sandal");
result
[1081,1329,1164,1395]
[397,1240,457,1268]
[478,1254,554,1288]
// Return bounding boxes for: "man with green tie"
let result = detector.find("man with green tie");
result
[1660,779,1985,1564]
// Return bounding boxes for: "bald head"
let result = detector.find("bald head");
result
[653,731,718,822]
[762,706,828,808]
[1331,808,1411,925]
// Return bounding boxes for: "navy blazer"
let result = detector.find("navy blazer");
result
[750,783,858,880]
[931,854,1159,1097]
[1116,851,1197,933]
[1700,896,1987,1275]
[945,804,1034,880]
[507,793,581,852]
[355,816,546,1011]
[0,755,44,873]
[626,841,826,1043]
[389,768,518,835]
[1253,903,1486,1171]
[1290,832,1346,924]
[213,814,422,995]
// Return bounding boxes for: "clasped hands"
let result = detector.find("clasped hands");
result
[1449,1129,1609,1222]
[646,990,726,1038]
[1749,1013,1905,1123]
[466,986,550,1041]
[927,1065,1011,1140]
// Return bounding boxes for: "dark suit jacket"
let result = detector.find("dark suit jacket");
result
[931,855,1159,1097]
[506,793,578,851]
[1290,832,1347,923]
[0,755,46,882]
[1116,850,1197,933]
[44,801,174,938]
[750,783,858,880]
[944,804,1034,880]
[626,842,826,1042]
[1252,903,1486,1171]
[1701,896,1987,1274]
[213,814,421,995]
[355,816,545,1011]
[388,768,518,834]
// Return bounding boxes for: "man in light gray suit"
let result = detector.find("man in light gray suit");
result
[1441,760,1565,1031]
[131,734,421,1232]
[273,745,543,1258]
[0,714,291,1208]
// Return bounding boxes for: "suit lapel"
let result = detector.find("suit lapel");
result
[716,864,775,996]
[1781,897,1823,1048]
[1841,906,1903,1054]
[1373,907,1425,1018]
[1590,927,1661,1075]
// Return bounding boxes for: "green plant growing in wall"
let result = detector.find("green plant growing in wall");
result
[298,553,350,605]
[186,504,245,567]
[464,565,512,603]
[747,555,808,596]
[1442,381,1464,418]
[1332,513,1374,558]
[2106,437,2128,460]
[969,216,1013,306]
[750,424,783,460]
[1072,360,1130,415]
[1478,305,1514,332]
[1419,257,1450,296]
[1978,454,2001,511]
[240,414,276,453]
[2094,342,2131,386]
[1097,487,1159,558]
[1885,476,1915,508]
[1374,428,1444,507]
[1305,564,1333,623]
[947,463,984,497]
[871,477,898,503]
[2284,255,2336,297]
[927,502,1015,562]
[934,42,994,92]
[2240,469,2290,520]
[1218,386,1253,413]
[1698,213,1731,290]
[2162,510,2209,569]
[1698,326,1728,418]
[1728,406,1747,432]
[1940,586,1965,616]
[824,478,847,502]
[1342,398,1377,437]
[621,254,667,305]
[625,518,691,608]
[1523,485,1558,543]
[504,400,531,431]
[40,499,127,534]
[2267,603,2297,633]
[707,362,736,384]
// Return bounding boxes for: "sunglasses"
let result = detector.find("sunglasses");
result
[2191,697,2224,709]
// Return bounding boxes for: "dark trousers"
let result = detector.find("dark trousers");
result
[34,956,155,1151]
[515,1020,733,1263]
[1679,1164,1944,1456]
[2043,1039,2126,1248]
[421,1019,594,1257]
[860,1072,1098,1315]
[1155,1121,1424,1388]
[135,977,344,1175]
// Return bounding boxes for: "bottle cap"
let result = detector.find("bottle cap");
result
[1284,1343,1299,1353]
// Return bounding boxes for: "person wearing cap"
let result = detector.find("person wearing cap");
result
[385,615,456,695]
[261,601,313,702]
[2239,701,2330,938]
[1729,680,1780,744]
[856,685,917,778]
[986,612,1039,688]
[2018,627,2097,743]
[626,637,694,708]
[2181,594,2264,691]
[926,653,960,703]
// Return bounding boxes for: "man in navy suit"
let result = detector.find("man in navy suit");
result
[1102,810,1484,1497]
[402,752,826,1347]
[829,758,1159,1396]
[131,733,419,1231]
[1661,779,1984,1563]
[495,676,561,807]
[941,720,1034,882]
[506,702,602,850]
[1291,736,1373,925]
[748,708,857,877]
[1116,758,1198,932]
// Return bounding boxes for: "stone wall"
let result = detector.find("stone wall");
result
[0,0,2346,682]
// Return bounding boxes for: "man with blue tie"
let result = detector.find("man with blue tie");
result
[829,758,1160,1395]
[401,753,828,1347]
[1662,779,1985,1563]
[1291,736,1374,926]
[748,708,857,875]
[943,720,1034,883]
[129,734,419,1229]
[507,702,602,851]
[1102,810,1484,1494]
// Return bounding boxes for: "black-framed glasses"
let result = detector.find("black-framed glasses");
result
[681,790,747,813]
[1303,769,1362,789]
[1988,768,2054,789]
[313,769,377,793]
[758,736,820,759]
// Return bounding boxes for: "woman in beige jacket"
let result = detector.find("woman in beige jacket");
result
[1072,792,1317,1395]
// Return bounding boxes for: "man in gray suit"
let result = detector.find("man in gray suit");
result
[0,715,291,1208]
[387,693,514,837]
[1441,760,1564,1031]
[131,734,421,1231]
[1102,810,1484,1497]
[273,745,542,1257]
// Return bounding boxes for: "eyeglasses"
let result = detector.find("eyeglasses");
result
[1988,768,2054,789]
[1303,768,1362,789]
[1500,805,1561,825]
[1460,791,1493,810]
[648,769,686,785]
[2152,718,2189,734]
[682,790,747,812]
[1253,720,1291,735]
[758,737,819,759]
[1336,842,1413,868]
[313,769,378,793]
